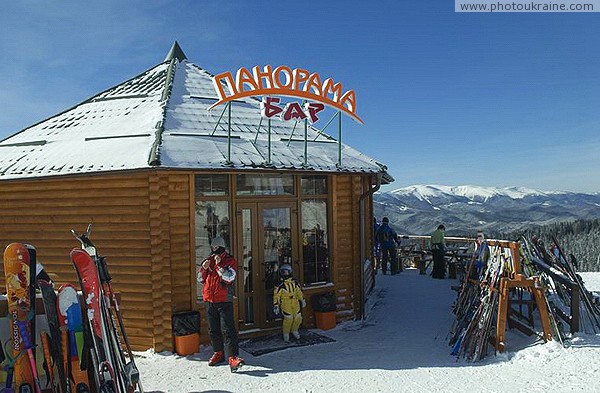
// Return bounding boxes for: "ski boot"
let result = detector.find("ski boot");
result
[229,356,245,373]
[291,331,300,340]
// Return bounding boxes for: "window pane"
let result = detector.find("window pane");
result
[236,174,294,195]
[263,207,292,322]
[301,175,327,195]
[195,174,229,196]
[195,200,230,300]
[301,199,330,284]
[242,208,254,323]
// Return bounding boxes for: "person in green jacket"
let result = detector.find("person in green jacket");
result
[430,224,446,279]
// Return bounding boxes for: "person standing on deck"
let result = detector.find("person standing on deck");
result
[373,217,381,274]
[430,224,446,279]
[375,217,400,275]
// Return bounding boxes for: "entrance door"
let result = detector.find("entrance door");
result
[236,202,297,331]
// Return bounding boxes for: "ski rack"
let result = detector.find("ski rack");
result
[526,254,580,333]
[487,240,553,352]
[495,274,553,351]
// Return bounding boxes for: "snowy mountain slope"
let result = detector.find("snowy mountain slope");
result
[374,185,600,236]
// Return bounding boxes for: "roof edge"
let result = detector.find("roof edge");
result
[148,55,180,166]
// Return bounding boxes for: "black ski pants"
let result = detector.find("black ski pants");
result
[432,248,446,279]
[206,301,239,357]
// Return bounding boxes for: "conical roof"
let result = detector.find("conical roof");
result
[0,43,392,182]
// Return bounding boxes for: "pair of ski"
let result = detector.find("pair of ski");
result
[70,225,143,393]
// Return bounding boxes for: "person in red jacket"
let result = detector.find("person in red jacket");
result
[198,236,245,372]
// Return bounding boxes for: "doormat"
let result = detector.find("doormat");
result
[239,330,335,356]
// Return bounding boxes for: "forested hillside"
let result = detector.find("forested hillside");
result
[511,218,600,272]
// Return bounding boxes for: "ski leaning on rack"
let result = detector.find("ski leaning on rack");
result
[70,224,143,393]
[3,242,42,393]
[38,280,69,393]
[551,235,600,332]
[71,248,119,393]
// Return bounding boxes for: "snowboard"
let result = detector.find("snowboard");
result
[3,243,36,392]
[58,283,91,392]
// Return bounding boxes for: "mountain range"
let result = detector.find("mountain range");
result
[373,185,600,237]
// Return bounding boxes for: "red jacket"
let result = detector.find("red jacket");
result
[200,250,237,303]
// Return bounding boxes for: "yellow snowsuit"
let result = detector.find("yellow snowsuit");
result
[273,277,305,334]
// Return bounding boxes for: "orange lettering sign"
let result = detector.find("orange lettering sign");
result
[211,65,363,124]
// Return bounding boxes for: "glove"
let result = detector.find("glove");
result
[217,266,236,284]
[201,259,211,270]
[300,299,306,308]
[273,305,280,315]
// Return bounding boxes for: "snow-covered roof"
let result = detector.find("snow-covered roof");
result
[0,42,392,183]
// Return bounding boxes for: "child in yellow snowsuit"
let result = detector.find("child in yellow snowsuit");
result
[273,264,305,342]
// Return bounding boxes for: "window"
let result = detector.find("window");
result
[301,198,330,284]
[194,174,231,300]
[301,175,330,285]
[301,175,327,195]
[236,174,294,195]
[195,174,229,196]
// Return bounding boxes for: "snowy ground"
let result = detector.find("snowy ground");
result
[135,269,600,393]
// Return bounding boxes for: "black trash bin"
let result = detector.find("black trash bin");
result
[172,311,200,356]
[312,292,336,312]
[312,292,337,330]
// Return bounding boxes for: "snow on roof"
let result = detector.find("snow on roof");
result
[0,62,168,179]
[0,43,391,182]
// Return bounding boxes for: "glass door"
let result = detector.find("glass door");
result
[236,202,297,330]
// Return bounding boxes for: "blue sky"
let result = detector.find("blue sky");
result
[1,1,598,193]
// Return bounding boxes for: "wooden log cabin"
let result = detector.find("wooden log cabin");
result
[0,43,392,351]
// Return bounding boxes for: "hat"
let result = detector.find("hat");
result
[382,217,389,223]
[210,236,226,250]
[437,224,445,231]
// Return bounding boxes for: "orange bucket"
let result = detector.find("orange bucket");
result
[174,333,200,356]
[315,311,336,330]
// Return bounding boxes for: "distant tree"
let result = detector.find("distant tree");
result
[503,218,600,272]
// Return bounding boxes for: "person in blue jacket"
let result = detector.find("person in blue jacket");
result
[375,217,400,274]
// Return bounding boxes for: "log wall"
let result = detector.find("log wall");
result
[0,171,194,351]
[331,175,363,322]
